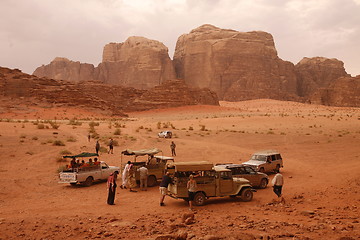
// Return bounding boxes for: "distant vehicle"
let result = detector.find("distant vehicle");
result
[216,164,269,189]
[58,152,120,186]
[166,161,254,206]
[121,148,174,187]
[158,130,172,138]
[242,150,283,173]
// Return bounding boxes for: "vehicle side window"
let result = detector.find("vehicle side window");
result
[101,163,109,169]
[220,171,232,179]
[239,167,246,174]
[276,154,282,160]
[245,166,255,173]
[271,155,276,161]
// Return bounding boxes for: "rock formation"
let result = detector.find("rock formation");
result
[33,57,96,82]
[295,57,349,98]
[173,24,299,101]
[1,67,218,115]
[33,37,175,90]
[310,75,360,107]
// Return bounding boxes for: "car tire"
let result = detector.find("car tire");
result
[147,175,157,187]
[259,178,268,189]
[240,188,253,202]
[259,167,265,173]
[275,165,280,173]
[194,192,206,206]
[70,182,77,186]
[84,176,94,187]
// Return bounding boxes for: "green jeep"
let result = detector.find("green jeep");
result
[166,161,254,206]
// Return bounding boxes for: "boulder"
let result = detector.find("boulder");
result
[173,24,298,101]
[295,57,349,97]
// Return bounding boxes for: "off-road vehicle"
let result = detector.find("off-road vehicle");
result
[166,161,254,206]
[216,164,269,188]
[242,150,283,173]
[121,148,174,187]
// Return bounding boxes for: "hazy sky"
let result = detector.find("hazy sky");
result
[1,0,360,76]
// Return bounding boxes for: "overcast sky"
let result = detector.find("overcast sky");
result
[1,0,360,76]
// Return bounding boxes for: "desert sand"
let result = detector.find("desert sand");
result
[0,99,359,240]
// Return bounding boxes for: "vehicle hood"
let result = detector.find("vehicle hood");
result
[242,160,263,166]
[233,177,251,185]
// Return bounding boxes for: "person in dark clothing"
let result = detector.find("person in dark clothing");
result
[108,138,114,154]
[170,141,176,156]
[159,172,173,206]
[95,140,100,155]
[107,171,119,205]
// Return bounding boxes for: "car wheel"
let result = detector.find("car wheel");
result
[194,192,206,206]
[70,182,77,186]
[147,175,157,187]
[240,188,253,202]
[259,178,268,189]
[275,165,280,173]
[84,176,94,187]
[259,167,265,173]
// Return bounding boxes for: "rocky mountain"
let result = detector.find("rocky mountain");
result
[34,37,175,90]
[310,75,360,107]
[32,24,360,107]
[0,67,218,116]
[174,24,299,101]
[295,57,349,98]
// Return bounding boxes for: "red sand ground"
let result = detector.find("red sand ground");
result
[0,99,359,239]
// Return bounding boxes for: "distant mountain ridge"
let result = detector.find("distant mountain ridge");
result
[33,24,360,107]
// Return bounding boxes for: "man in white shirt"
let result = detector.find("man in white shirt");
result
[272,172,285,203]
[137,166,149,191]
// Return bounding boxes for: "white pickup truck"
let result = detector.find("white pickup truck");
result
[59,161,120,186]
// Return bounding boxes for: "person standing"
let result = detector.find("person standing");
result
[272,171,285,203]
[187,174,197,211]
[95,140,100,155]
[107,171,118,205]
[137,166,149,191]
[108,138,114,154]
[159,172,172,206]
[128,164,137,192]
[121,161,131,189]
[88,133,91,142]
[170,141,176,156]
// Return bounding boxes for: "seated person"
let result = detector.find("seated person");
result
[69,158,76,169]
[80,160,89,168]
[88,159,94,166]
[94,158,100,165]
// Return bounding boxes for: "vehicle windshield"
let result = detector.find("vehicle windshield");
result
[250,155,266,161]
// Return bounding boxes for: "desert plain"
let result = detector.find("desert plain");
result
[0,99,359,240]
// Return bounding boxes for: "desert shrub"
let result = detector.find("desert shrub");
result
[57,165,67,173]
[199,125,206,131]
[26,151,34,155]
[53,140,65,146]
[60,150,72,155]
[68,119,82,126]
[112,140,119,146]
[50,122,60,129]
[114,128,121,135]
[19,139,25,143]
[37,123,45,129]
[20,134,26,138]
[157,122,161,129]
[66,136,77,142]
[89,121,99,127]
[188,126,193,131]
[147,128,153,132]
[32,136,38,140]
[99,146,108,153]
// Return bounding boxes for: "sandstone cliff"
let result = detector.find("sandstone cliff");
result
[33,57,96,82]
[173,24,298,101]
[1,67,218,115]
[295,57,349,98]
[310,75,360,107]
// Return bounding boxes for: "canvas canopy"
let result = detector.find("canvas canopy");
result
[168,161,214,172]
[121,148,162,156]
[63,152,99,158]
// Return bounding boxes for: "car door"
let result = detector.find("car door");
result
[219,171,233,194]
[100,162,111,179]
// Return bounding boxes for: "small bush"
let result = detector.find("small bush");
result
[32,136,38,140]
[99,146,108,153]
[53,140,65,146]
[60,150,72,155]
[50,122,60,129]
[37,123,45,129]
[20,134,26,138]
[66,136,77,142]
[26,151,34,155]
[189,126,194,131]
[157,122,161,129]
[89,121,100,127]
[114,128,121,135]
[68,119,82,126]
